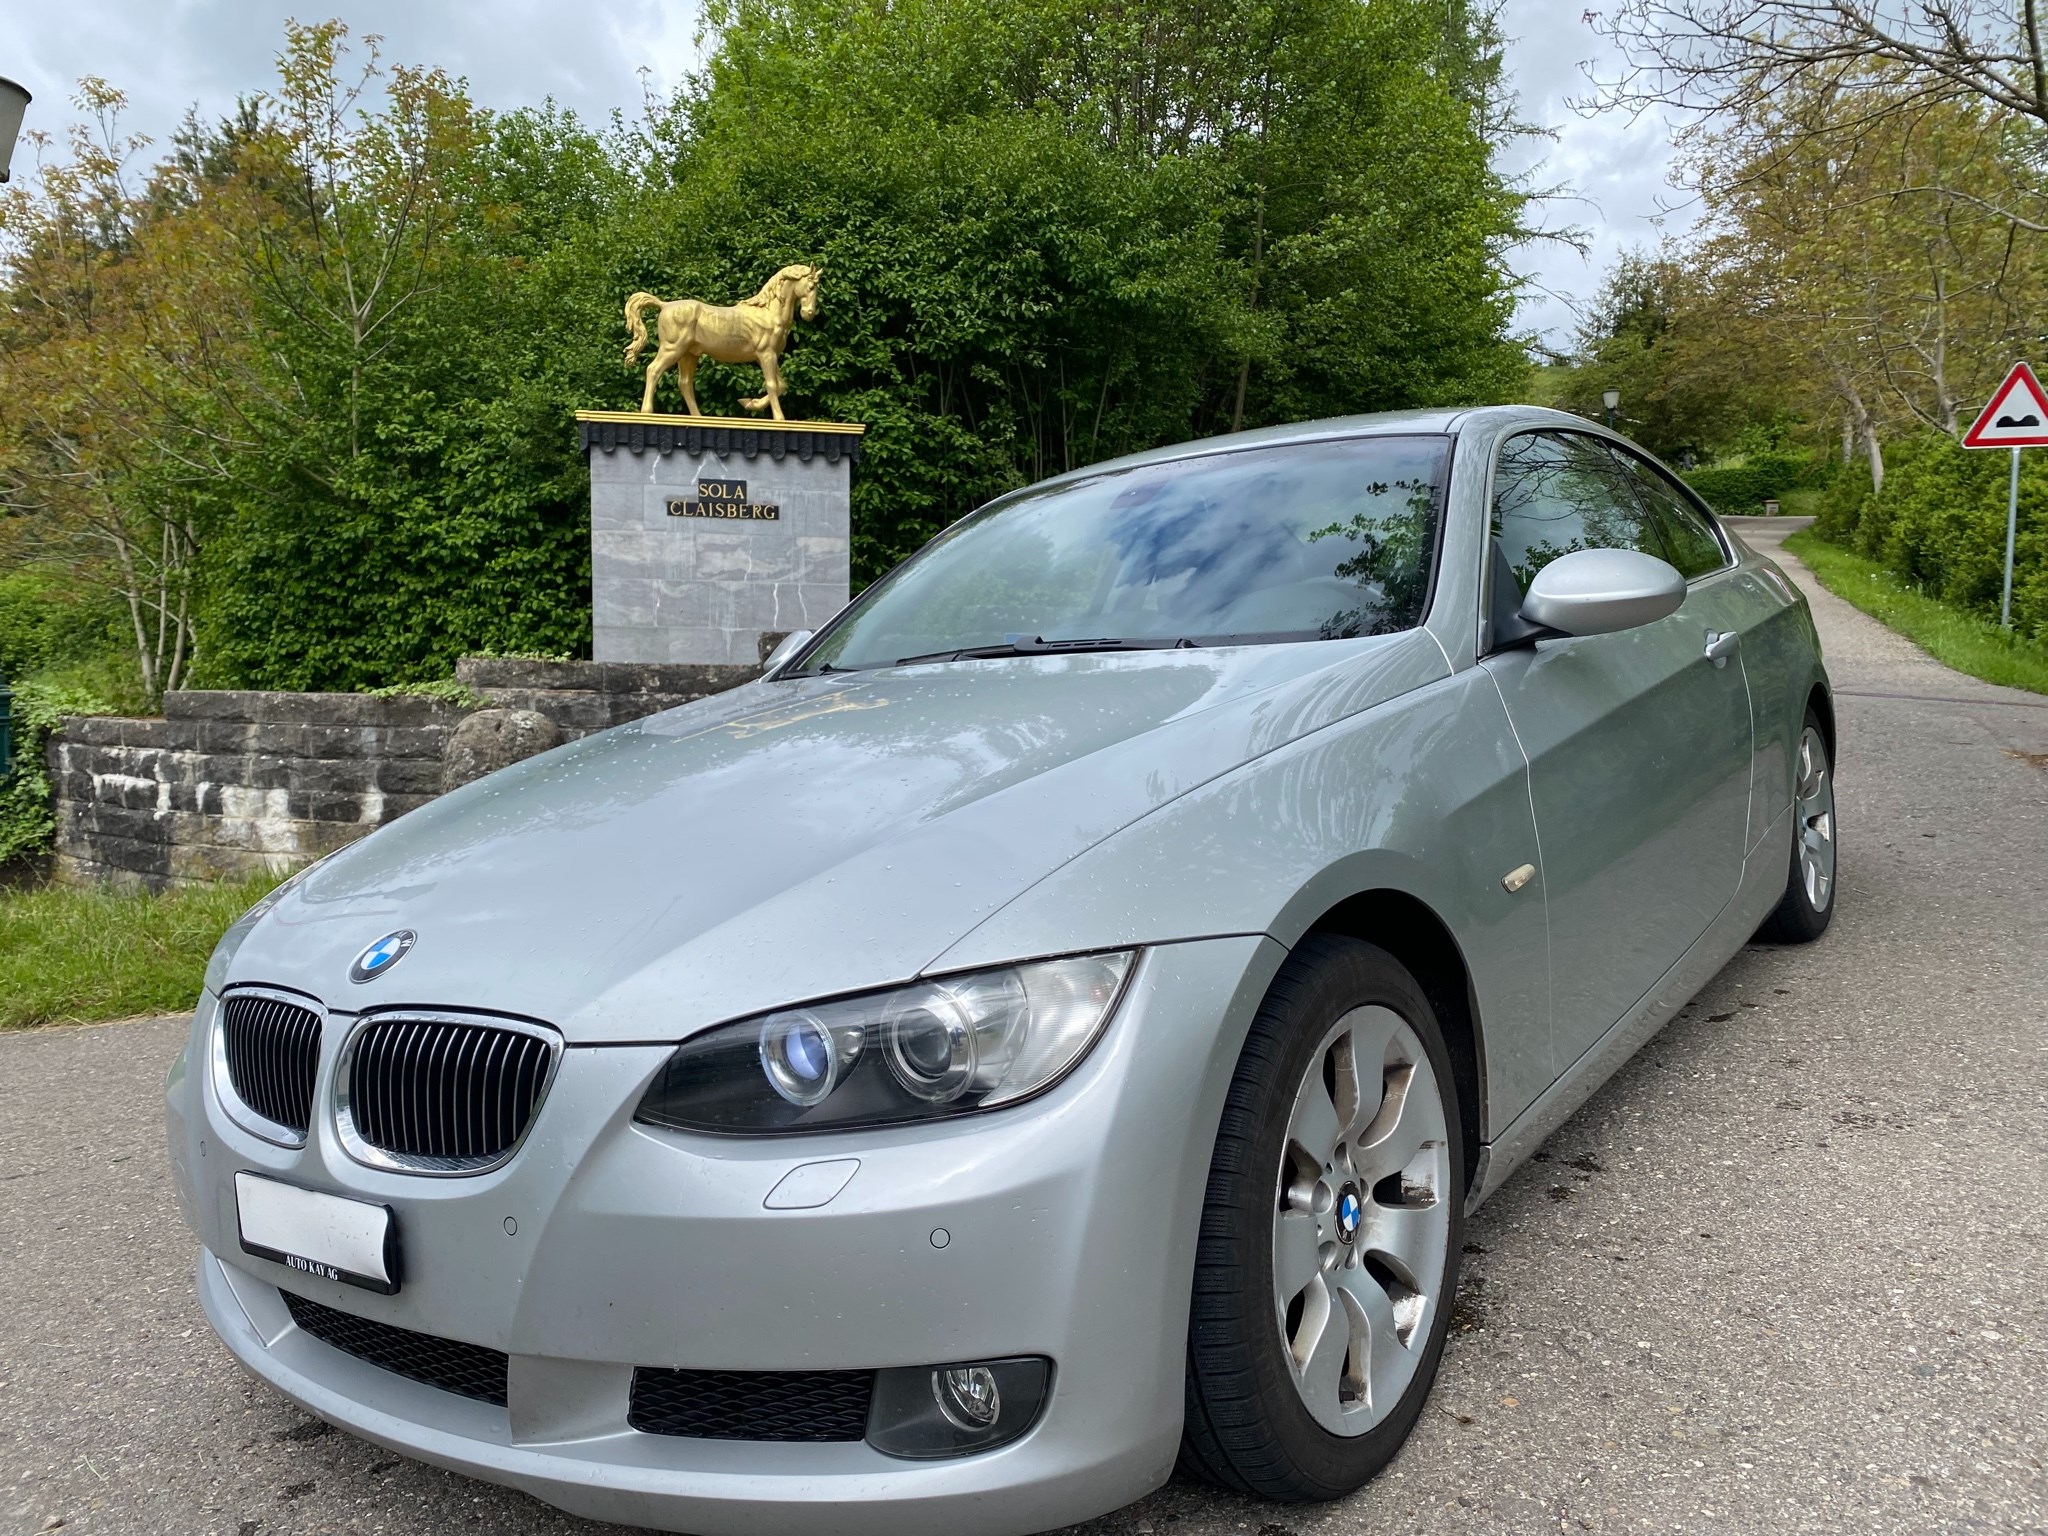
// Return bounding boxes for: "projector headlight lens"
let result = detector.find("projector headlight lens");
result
[635,952,1135,1134]
[758,1009,855,1107]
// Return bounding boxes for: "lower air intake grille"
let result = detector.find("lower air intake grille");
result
[342,1016,556,1171]
[282,1290,508,1407]
[628,1367,875,1441]
[221,993,321,1138]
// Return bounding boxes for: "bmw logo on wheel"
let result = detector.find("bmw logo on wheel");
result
[349,930,417,984]
[1336,1187,1362,1244]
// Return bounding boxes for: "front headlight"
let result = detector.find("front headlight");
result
[634,951,1136,1134]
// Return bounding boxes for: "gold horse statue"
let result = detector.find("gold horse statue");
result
[623,265,821,421]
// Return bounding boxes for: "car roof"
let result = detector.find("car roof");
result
[1017,404,1595,493]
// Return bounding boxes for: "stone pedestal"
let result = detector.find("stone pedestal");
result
[579,412,864,665]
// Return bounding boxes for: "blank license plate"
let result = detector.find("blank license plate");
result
[236,1172,401,1294]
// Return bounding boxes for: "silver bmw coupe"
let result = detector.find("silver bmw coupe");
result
[166,406,1836,1535]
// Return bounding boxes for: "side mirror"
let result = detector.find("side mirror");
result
[1520,549,1685,637]
[761,629,814,676]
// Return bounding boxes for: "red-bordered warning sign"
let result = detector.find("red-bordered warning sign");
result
[1963,362,2048,448]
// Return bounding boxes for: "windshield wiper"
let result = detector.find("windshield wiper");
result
[894,636,1200,667]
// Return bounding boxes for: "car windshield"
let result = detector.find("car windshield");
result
[793,434,1450,673]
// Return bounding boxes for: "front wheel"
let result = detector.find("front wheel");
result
[1180,935,1464,1500]
[1756,712,1836,943]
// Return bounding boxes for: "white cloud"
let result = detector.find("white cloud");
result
[0,0,706,164]
[1494,0,1697,350]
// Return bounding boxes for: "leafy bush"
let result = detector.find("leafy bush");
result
[1681,451,1826,515]
[0,569,123,683]
[0,680,116,867]
[1811,460,1876,543]
[1810,432,2045,638]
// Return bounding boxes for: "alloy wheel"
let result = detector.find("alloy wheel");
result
[1272,1005,1451,1436]
[1795,725,1835,912]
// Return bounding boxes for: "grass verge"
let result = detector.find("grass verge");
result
[0,871,280,1030]
[1784,529,2048,696]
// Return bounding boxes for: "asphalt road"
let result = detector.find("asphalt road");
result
[4,518,2045,1536]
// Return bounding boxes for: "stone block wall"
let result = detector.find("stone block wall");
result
[49,657,764,890]
[49,692,459,889]
[453,656,761,737]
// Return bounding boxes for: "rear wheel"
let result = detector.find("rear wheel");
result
[1180,935,1464,1499]
[1757,713,1836,943]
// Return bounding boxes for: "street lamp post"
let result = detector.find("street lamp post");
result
[1601,388,1620,431]
[0,76,31,184]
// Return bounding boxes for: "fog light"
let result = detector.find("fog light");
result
[936,1365,1000,1429]
[866,1356,1051,1459]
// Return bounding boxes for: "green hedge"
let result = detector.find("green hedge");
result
[1813,433,2044,638]
[0,570,124,687]
[1680,451,1824,515]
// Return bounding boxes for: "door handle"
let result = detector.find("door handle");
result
[1704,629,1740,668]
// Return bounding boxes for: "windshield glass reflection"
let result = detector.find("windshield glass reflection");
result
[795,435,1450,673]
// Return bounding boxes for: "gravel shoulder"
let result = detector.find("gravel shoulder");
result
[4,519,2044,1535]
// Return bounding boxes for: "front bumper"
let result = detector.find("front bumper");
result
[169,936,1280,1536]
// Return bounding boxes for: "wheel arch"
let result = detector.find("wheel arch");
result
[1300,889,1486,1191]
[1807,680,1836,763]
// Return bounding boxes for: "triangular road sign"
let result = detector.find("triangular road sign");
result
[1963,362,2048,448]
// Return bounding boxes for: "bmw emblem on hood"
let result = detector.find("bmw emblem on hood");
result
[350,930,416,984]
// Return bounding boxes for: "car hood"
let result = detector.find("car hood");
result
[226,634,1447,1040]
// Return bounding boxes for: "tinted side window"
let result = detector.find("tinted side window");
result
[1612,450,1729,579]
[1490,431,1665,600]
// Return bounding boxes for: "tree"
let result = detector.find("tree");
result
[3,5,1537,693]
[1682,78,2046,485]
[1555,248,1792,458]
[1596,0,2048,233]
[637,0,1534,574]
[0,81,257,704]
[247,22,488,461]
[1599,1,2048,127]
[1560,44,2047,492]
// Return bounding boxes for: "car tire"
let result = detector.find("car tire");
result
[1179,934,1465,1500]
[1756,710,1836,944]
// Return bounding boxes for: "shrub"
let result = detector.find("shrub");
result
[0,681,116,867]
[1811,461,1872,543]
[1810,432,2046,639]
[1681,450,1826,515]
[0,569,124,683]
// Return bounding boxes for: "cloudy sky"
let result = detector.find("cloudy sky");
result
[0,0,1693,348]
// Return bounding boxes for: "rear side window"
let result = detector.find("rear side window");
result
[1490,431,1666,600]
[1610,449,1730,580]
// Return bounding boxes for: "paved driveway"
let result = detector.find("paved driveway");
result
[4,519,2044,1536]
